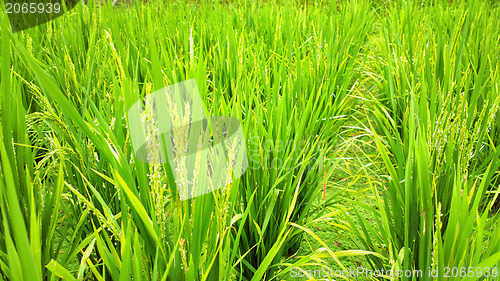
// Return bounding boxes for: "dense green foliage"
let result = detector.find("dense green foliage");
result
[0,0,499,280]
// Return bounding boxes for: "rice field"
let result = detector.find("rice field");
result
[0,0,499,280]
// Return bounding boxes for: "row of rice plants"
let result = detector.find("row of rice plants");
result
[0,0,378,280]
[344,0,500,279]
